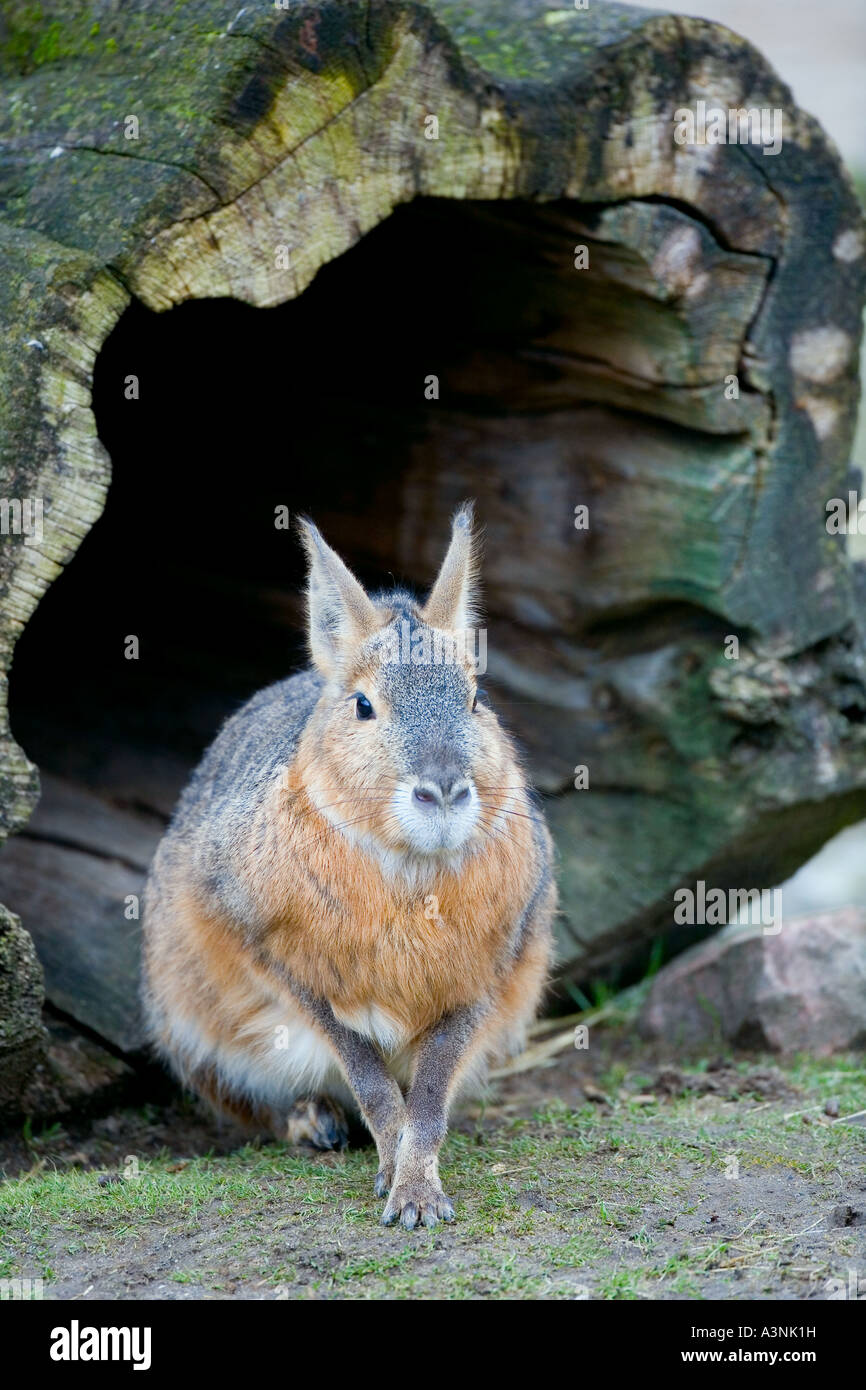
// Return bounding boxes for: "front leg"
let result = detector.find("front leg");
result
[256,948,407,1193]
[382,1003,487,1230]
[302,995,407,1193]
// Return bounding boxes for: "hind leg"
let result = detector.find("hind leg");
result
[286,1096,349,1151]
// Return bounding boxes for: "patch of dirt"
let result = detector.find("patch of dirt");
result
[491,1025,797,1112]
[647,1062,796,1102]
[1,1030,864,1301]
[0,1094,250,1180]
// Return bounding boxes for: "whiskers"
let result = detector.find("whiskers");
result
[470,780,539,877]
[286,780,400,857]
[282,773,536,869]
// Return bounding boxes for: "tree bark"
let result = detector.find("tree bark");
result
[0,0,864,1057]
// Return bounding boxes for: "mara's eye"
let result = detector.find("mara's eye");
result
[471,693,478,712]
[355,694,375,721]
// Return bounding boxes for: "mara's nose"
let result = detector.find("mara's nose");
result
[413,774,471,810]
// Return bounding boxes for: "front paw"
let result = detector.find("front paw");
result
[381,1179,455,1230]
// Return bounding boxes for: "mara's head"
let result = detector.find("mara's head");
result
[297,504,521,860]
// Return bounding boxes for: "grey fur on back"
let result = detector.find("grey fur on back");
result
[169,666,323,837]
[152,666,323,925]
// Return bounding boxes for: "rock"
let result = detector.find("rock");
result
[0,902,48,1116]
[638,907,866,1055]
[2,1014,138,1129]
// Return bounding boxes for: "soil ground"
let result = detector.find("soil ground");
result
[1,1020,864,1301]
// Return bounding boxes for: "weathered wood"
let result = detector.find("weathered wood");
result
[0,1,864,1062]
[0,775,161,1051]
[0,835,146,1055]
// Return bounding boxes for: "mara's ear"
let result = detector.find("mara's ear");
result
[420,502,480,632]
[297,519,379,678]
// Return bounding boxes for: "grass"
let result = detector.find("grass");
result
[0,1047,863,1300]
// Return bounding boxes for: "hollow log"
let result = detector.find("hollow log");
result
[0,0,864,1057]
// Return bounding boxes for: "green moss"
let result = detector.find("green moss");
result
[30,20,63,65]
[428,0,652,82]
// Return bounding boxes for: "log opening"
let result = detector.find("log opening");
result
[2,192,778,1046]
[10,193,775,790]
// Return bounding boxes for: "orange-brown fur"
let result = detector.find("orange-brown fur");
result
[147,766,551,1078]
